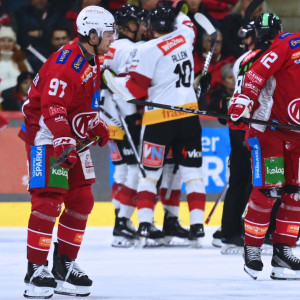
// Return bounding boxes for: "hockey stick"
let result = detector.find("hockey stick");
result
[110,98,147,178]
[98,106,123,128]
[127,99,300,132]
[244,0,264,25]
[27,45,47,63]
[51,136,100,169]
[205,182,229,224]
[193,13,217,99]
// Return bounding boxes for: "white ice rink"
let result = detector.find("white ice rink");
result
[1,226,300,300]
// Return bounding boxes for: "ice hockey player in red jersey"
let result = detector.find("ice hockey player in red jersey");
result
[228,13,300,280]
[19,6,117,298]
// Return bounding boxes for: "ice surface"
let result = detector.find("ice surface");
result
[1,226,300,300]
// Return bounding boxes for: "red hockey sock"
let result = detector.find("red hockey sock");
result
[57,209,88,260]
[27,212,56,265]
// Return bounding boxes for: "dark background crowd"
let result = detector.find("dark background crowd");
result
[0,0,269,112]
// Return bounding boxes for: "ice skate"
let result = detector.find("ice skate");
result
[270,244,300,280]
[243,245,263,280]
[188,224,205,248]
[212,228,222,248]
[112,217,138,248]
[137,222,165,247]
[52,243,92,297]
[24,261,57,299]
[163,211,189,247]
[221,235,244,255]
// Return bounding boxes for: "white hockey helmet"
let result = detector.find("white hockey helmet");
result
[76,5,116,39]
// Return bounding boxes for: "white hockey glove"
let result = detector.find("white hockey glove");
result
[228,94,254,122]
[102,69,133,101]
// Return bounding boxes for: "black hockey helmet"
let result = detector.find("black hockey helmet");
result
[238,20,256,39]
[149,6,176,33]
[255,13,282,40]
[114,4,141,28]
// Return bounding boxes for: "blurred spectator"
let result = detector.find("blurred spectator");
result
[194,29,235,108]
[14,0,65,72]
[185,0,217,53]
[0,26,33,99]
[0,0,10,26]
[45,25,72,56]
[1,71,34,111]
[221,0,267,58]
[202,0,238,20]
[127,0,161,10]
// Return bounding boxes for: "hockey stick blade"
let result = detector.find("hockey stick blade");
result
[194,13,216,36]
[127,99,300,132]
[244,0,264,25]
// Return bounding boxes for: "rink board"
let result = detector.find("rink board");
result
[0,201,223,227]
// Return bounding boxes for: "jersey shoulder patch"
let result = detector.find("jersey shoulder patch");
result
[71,54,86,73]
[56,49,72,64]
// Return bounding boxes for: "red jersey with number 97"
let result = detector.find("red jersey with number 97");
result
[19,38,103,145]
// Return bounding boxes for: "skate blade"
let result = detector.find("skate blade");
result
[138,236,164,248]
[54,280,90,297]
[24,283,54,299]
[221,244,243,255]
[270,267,300,280]
[244,265,260,280]
[164,236,190,247]
[189,237,203,248]
[261,244,273,256]
[212,238,222,248]
[111,236,136,248]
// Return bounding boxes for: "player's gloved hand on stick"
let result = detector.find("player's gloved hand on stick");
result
[227,93,253,130]
[86,115,110,147]
[53,137,78,169]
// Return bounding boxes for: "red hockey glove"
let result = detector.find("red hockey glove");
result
[86,114,110,147]
[227,94,253,130]
[53,137,78,169]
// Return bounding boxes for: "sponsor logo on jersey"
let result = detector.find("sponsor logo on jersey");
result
[291,51,300,60]
[246,70,264,86]
[122,147,134,156]
[182,147,202,159]
[157,35,186,56]
[81,65,92,82]
[142,142,165,168]
[183,20,194,28]
[74,233,84,243]
[105,47,116,59]
[242,49,260,65]
[244,221,268,237]
[30,145,46,188]
[56,49,72,64]
[294,59,300,64]
[72,54,86,72]
[49,105,67,116]
[288,98,300,125]
[166,147,173,159]
[38,237,52,247]
[33,73,40,86]
[279,32,295,39]
[109,140,122,161]
[97,54,105,65]
[54,115,68,123]
[91,90,100,110]
[247,137,262,187]
[72,111,100,138]
[244,82,260,96]
[49,156,69,189]
[264,157,285,185]
[287,225,300,235]
[289,38,300,49]
[84,153,94,174]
